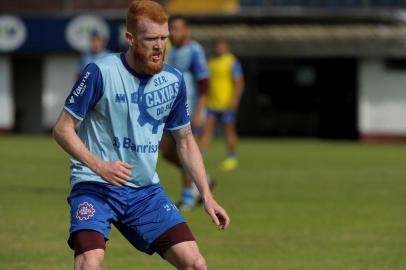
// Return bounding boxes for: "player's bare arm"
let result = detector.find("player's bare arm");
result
[231,76,245,111]
[171,125,231,229]
[53,110,133,186]
[192,78,209,129]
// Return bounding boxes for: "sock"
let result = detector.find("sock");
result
[227,151,237,159]
[207,175,212,185]
[181,188,195,205]
[191,183,200,197]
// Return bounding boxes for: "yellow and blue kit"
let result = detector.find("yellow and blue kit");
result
[207,52,243,111]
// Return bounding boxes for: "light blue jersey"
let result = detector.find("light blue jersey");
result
[167,41,209,114]
[64,53,190,188]
[79,49,111,71]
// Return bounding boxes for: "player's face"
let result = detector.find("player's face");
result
[214,40,228,56]
[90,36,105,54]
[169,19,188,47]
[129,18,169,75]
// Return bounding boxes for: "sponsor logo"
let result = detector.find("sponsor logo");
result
[0,15,27,52]
[76,202,95,220]
[113,136,158,154]
[115,93,126,103]
[69,96,75,104]
[66,15,109,52]
[163,203,177,212]
[73,71,90,97]
[115,92,138,104]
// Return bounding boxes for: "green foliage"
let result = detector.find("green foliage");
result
[0,136,405,270]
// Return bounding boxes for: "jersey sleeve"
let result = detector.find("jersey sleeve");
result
[232,59,243,79]
[63,63,104,121]
[190,44,209,80]
[165,77,191,130]
[78,53,89,72]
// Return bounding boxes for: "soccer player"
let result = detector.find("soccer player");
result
[53,1,230,270]
[78,31,110,72]
[201,39,245,171]
[160,15,211,210]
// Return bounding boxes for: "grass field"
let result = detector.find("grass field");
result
[1,135,406,270]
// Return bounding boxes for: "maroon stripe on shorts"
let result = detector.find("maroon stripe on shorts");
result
[68,230,106,257]
[151,222,195,257]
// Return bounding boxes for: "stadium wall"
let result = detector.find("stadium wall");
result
[359,59,406,142]
[2,13,406,141]
[0,56,14,130]
[42,54,79,129]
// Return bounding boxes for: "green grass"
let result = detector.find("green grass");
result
[1,135,406,270]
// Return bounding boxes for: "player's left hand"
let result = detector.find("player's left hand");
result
[203,196,230,230]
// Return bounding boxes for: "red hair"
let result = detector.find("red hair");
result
[126,0,168,33]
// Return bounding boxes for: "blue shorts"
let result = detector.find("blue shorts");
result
[67,182,185,254]
[207,109,236,124]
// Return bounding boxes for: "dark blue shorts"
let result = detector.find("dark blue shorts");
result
[207,109,236,124]
[67,182,185,254]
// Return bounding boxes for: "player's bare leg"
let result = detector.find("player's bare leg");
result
[163,241,207,270]
[224,122,237,155]
[160,133,198,210]
[200,114,216,151]
[160,133,184,171]
[74,249,104,270]
[221,122,238,171]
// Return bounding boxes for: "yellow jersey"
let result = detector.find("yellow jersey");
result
[207,53,242,111]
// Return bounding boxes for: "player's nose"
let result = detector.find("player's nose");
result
[154,39,165,50]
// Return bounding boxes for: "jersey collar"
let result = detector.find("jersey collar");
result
[120,52,153,80]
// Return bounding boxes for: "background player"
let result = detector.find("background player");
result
[201,38,245,171]
[161,15,212,210]
[78,30,110,71]
[53,1,229,269]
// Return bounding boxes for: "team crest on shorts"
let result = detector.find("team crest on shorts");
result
[76,202,95,220]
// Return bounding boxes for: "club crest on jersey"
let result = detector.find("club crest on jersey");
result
[137,75,180,134]
[76,202,95,220]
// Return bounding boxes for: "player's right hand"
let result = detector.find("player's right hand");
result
[95,160,134,186]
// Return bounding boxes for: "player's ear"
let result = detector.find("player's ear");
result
[125,31,135,47]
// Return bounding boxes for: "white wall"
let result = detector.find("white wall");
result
[42,54,79,129]
[0,56,14,129]
[359,59,406,135]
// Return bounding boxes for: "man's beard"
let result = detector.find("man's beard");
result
[132,44,165,75]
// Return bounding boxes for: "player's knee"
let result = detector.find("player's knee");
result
[75,250,104,270]
[185,254,206,270]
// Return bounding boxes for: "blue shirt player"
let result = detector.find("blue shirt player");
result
[166,34,209,122]
[160,15,212,211]
[53,1,229,269]
[78,31,110,72]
